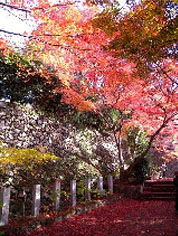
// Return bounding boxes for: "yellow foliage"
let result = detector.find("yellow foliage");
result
[0,146,60,166]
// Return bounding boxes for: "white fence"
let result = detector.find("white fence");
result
[0,175,113,226]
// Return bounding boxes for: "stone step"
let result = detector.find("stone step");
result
[145,178,173,182]
[141,193,175,200]
[144,179,173,185]
[143,187,175,192]
[141,179,176,201]
[145,182,174,186]
[142,191,176,196]
[144,184,174,187]
[143,196,175,201]
[144,182,174,187]
[144,182,174,188]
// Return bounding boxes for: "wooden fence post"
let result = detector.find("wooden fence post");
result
[107,175,113,194]
[70,180,76,207]
[97,177,104,196]
[54,180,61,211]
[32,184,41,217]
[0,187,11,226]
[85,178,91,201]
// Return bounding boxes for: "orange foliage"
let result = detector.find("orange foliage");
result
[3,0,178,157]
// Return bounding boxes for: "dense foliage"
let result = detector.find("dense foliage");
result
[0,0,177,182]
[0,49,71,115]
[0,142,61,188]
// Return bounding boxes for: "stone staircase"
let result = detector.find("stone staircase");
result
[141,178,176,201]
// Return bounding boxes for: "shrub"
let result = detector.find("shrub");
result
[0,143,62,215]
[0,143,61,188]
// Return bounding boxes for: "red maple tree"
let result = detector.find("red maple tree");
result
[0,0,177,180]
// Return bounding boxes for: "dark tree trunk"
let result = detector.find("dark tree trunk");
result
[119,114,176,183]
[119,167,131,183]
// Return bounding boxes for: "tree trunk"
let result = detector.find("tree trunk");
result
[119,167,131,182]
[119,114,176,183]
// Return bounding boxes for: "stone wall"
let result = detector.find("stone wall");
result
[0,101,177,178]
[0,101,68,153]
[0,101,118,178]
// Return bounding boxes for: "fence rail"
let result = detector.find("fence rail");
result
[0,175,113,226]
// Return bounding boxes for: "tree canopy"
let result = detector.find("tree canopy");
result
[0,0,177,180]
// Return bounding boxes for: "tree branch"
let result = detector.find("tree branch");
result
[0,1,74,13]
[0,2,30,12]
[0,29,74,38]
[155,62,178,86]
[0,29,30,37]
[126,111,178,176]
[63,149,102,175]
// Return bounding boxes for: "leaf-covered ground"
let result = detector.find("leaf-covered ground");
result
[25,199,178,236]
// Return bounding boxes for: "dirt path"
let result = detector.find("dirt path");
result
[25,199,178,236]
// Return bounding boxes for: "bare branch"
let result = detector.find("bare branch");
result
[0,1,74,13]
[0,2,30,13]
[0,29,30,37]
[155,62,178,86]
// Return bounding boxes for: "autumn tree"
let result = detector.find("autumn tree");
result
[90,0,178,179]
[0,0,177,181]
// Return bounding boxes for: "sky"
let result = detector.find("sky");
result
[0,1,35,47]
[0,0,128,47]
[0,0,65,46]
